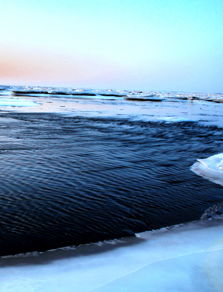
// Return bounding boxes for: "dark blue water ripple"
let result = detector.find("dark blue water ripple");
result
[0,112,222,256]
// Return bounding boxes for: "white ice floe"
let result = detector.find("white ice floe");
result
[158,116,192,122]
[0,219,223,292]
[191,153,223,186]
[0,97,37,107]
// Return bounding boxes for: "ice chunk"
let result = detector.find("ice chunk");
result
[191,153,223,186]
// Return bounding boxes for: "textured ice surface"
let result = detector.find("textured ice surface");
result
[191,153,223,186]
[0,220,223,292]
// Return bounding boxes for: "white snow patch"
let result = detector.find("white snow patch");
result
[1,220,223,292]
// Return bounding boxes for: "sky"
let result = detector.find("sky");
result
[0,0,223,92]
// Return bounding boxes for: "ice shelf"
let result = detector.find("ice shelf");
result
[0,219,223,292]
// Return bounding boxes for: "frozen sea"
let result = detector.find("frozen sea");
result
[0,85,223,291]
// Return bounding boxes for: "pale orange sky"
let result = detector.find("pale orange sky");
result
[0,48,125,88]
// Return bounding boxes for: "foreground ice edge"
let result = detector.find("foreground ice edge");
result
[1,218,223,292]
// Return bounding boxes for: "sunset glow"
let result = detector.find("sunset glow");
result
[1,0,223,91]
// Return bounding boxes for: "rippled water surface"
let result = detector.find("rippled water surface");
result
[0,85,223,256]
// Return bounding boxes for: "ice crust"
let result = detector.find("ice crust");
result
[0,220,223,292]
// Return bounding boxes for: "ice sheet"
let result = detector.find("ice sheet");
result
[0,220,223,292]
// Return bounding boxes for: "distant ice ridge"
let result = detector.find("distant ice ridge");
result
[191,153,223,186]
[1,85,223,102]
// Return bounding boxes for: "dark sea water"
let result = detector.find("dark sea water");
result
[0,85,223,256]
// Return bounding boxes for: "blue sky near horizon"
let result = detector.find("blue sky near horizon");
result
[0,0,223,92]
